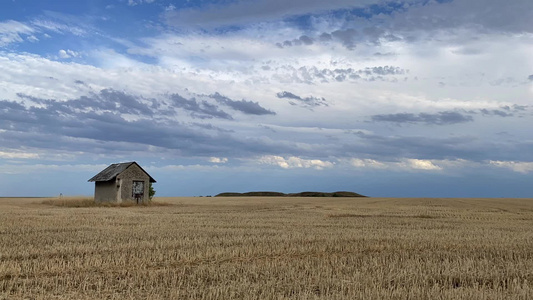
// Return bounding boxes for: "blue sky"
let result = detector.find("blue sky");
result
[0,0,532,197]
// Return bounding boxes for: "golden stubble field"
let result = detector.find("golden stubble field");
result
[1,196,533,299]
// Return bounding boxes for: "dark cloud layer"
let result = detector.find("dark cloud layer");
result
[277,29,358,50]
[264,0,533,54]
[371,111,474,125]
[0,89,284,159]
[330,29,358,50]
[347,131,480,160]
[18,89,155,117]
[479,109,512,117]
[2,89,532,166]
[164,0,379,29]
[276,35,316,48]
[170,93,233,120]
[390,0,533,35]
[371,105,529,126]
[348,131,533,162]
[478,105,528,118]
[269,65,407,84]
[276,91,328,107]
[208,92,276,115]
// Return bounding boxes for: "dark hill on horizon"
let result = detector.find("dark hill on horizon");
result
[215,191,366,197]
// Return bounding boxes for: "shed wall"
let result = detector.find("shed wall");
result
[94,181,118,202]
[117,164,150,203]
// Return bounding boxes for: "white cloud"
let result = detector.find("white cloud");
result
[0,151,39,159]
[349,158,388,169]
[27,35,39,42]
[128,0,156,6]
[349,158,442,171]
[0,20,35,46]
[58,49,69,58]
[91,48,150,69]
[209,157,228,164]
[58,49,81,59]
[258,157,464,172]
[125,27,531,119]
[259,155,334,170]
[31,19,86,36]
[489,161,533,174]
[165,4,176,12]
[402,159,442,170]
[130,32,292,67]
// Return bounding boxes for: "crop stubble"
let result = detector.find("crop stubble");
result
[1,197,533,299]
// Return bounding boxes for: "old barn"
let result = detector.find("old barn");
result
[89,162,156,203]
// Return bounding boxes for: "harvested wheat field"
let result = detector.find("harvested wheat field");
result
[1,196,533,299]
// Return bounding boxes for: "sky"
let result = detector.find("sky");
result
[0,0,532,197]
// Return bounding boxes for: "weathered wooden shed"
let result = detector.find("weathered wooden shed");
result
[88,162,156,203]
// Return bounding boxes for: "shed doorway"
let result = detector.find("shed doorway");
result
[132,181,144,203]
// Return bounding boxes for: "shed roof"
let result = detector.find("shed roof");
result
[88,162,156,183]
